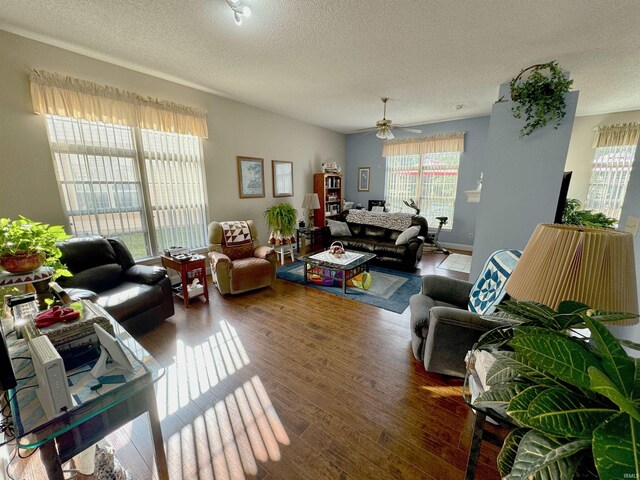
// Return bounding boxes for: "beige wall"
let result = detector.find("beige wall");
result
[565,109,640,202]
[0,31,345,245]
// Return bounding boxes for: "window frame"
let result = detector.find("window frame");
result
[44,114,209,260]
[585,144,637,223]
[384,151,462,230]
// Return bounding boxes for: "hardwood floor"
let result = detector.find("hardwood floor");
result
[12,250,504,480]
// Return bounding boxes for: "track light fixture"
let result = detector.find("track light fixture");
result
[226,0,251,25]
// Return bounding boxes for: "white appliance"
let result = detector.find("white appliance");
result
[29,336,72,419]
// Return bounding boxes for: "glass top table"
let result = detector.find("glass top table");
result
[5,302,168,479]
[300,250,376,293]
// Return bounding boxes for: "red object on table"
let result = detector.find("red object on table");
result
[34,306,80,327]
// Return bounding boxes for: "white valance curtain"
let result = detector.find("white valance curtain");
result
[382,132,465,157]
[592,122,640,148]
[29,70,209,138]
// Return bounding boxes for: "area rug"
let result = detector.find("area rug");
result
[438,253,472,274]
[276,261,422,313]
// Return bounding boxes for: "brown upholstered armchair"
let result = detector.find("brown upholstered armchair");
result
[207,220,277,294]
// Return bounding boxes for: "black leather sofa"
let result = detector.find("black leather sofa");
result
[56,236,174,334]
[325,214,429,271]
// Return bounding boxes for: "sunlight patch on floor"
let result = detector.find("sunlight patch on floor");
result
[156,321,288,479]
[157,321,251,418]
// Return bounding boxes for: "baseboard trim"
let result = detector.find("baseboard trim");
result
[439,242,473,252]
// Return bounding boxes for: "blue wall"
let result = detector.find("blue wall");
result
[469,84,579,279]
[344,116,491,246]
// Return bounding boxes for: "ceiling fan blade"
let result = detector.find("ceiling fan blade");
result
[395,126,422,134]
[358,130,376,137]
[356,127,378,132]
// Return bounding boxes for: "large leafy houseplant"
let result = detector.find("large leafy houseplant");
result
[0,216,71,277]
[473,301,640,480]
[508,61,573,138]
[264,202,298,238]
[562,199,617,229]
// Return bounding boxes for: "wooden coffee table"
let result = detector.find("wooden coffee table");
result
[301,250,376,293]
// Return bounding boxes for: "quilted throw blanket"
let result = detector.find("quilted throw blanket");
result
[220,221,252,246]
[345,210,414,231]
[269,230,296,245]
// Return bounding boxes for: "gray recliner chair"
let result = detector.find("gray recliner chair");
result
[409,249,522,377]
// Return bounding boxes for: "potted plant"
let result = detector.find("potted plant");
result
[506,61,573,138]
[264,202,298,244]
[0,216,72,276]
[472,300,639,479]
[562,198,617,229]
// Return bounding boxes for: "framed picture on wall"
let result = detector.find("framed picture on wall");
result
[358,167,370,192]
[272,160,294,197]
[237,156,265,198]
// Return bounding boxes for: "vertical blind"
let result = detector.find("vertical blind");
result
[44,115,208,258]
[141,129,208,253]
[33,71,209,259]
[383,133,465,228]
[45,115,151,258]
[586,123,639,222]
[585,144,637,221]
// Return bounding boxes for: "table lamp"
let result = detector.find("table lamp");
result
[505,224,638,324]
[302,193,321,227]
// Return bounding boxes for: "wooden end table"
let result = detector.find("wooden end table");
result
[161,254,209,308]
[296,227,325,255]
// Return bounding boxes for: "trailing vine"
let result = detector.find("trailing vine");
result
[507,61,573,138]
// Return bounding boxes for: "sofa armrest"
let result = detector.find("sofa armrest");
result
[406,236,424,253]
[423,306,497,377]
[208,251,231,294]
[254,246,276,260]
[208,251,231,268]
[124,265,168,285]
[421,274,472,308]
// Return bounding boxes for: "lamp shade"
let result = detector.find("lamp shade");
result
[302,193,320,210]
[505,224,638,322]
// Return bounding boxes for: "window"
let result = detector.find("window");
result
[382,133,465,229]
[44,115,208,259]
[585,144,637,221]
[585,123,640,223]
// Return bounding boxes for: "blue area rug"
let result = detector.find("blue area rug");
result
[276,261,422,313]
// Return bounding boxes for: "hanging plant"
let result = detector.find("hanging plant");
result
[507,61,573,138]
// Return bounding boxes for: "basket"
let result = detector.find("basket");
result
[328,241,345,258]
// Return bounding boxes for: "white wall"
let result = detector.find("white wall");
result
[613,140,640,354]
[0,31,345,245]
[565,109,640,202]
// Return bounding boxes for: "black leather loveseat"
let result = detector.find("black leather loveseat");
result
[57,236,174,334]
[325,212,429,271]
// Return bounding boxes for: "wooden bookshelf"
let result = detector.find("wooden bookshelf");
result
[313,173,342,227]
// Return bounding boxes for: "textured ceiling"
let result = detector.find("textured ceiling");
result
[1,0,639,133]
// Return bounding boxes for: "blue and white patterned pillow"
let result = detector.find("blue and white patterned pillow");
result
[468,249,522,315]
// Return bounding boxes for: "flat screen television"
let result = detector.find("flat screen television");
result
[554,171,573,224]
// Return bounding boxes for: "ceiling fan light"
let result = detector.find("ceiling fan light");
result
[386,130,395,140]
[234,11,243,25]
[242,5,251,17]
[376,129,386,139]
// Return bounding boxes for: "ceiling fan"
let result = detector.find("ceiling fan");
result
[357,97,422,140]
